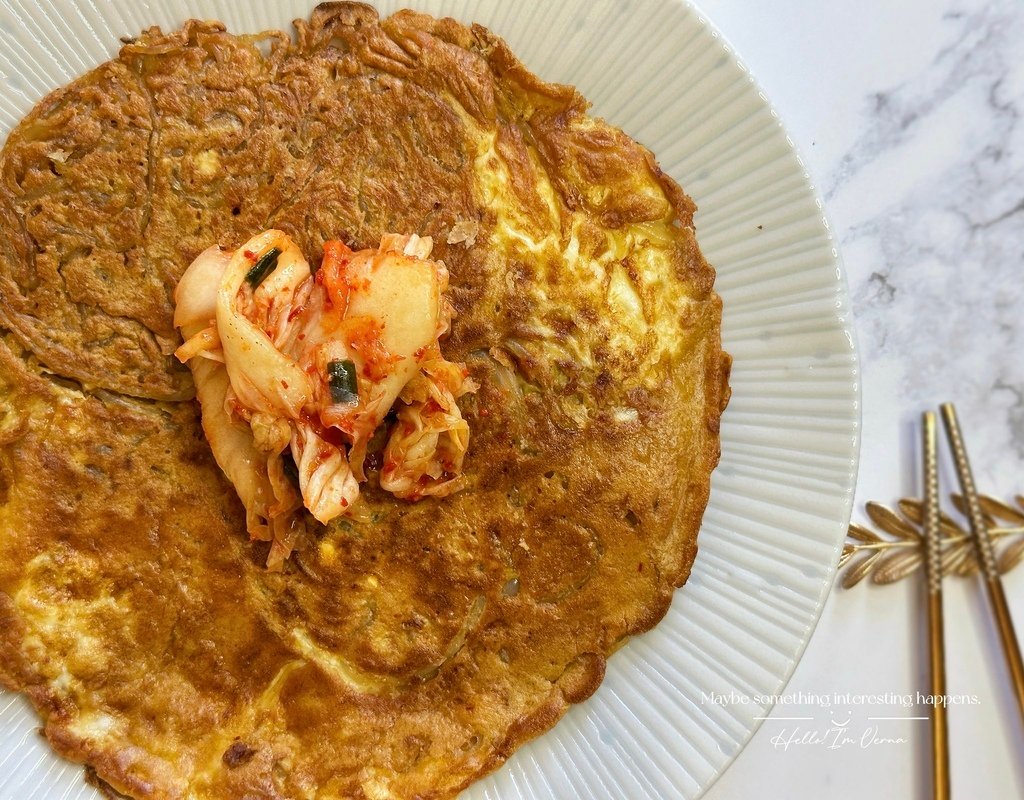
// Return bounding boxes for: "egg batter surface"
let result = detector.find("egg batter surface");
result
[0,3,730,797]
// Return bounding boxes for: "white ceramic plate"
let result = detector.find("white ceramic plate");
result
[0,1,860,798]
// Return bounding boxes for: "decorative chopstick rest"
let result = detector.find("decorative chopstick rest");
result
[840,497,1024,587]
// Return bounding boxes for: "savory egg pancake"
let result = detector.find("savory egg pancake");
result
[0,3,731,798]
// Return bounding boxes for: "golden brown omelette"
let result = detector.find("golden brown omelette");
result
[0,3,731,798]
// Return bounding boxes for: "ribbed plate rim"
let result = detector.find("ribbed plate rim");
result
[685,2,862,792]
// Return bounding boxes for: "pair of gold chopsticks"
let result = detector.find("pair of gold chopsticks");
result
[922,404,1024,800]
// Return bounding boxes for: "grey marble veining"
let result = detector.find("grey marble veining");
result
[834,1,1023,491]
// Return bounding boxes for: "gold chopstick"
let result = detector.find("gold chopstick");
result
[940,402,1024,729]
[922,411,949,800]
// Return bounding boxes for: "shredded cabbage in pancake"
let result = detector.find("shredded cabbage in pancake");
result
[173,230,477,569]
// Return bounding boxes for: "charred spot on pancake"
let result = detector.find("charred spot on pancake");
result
[0,3,730,799]
[222,741,257,768]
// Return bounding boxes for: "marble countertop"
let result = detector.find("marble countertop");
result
[698,0,1024,797]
